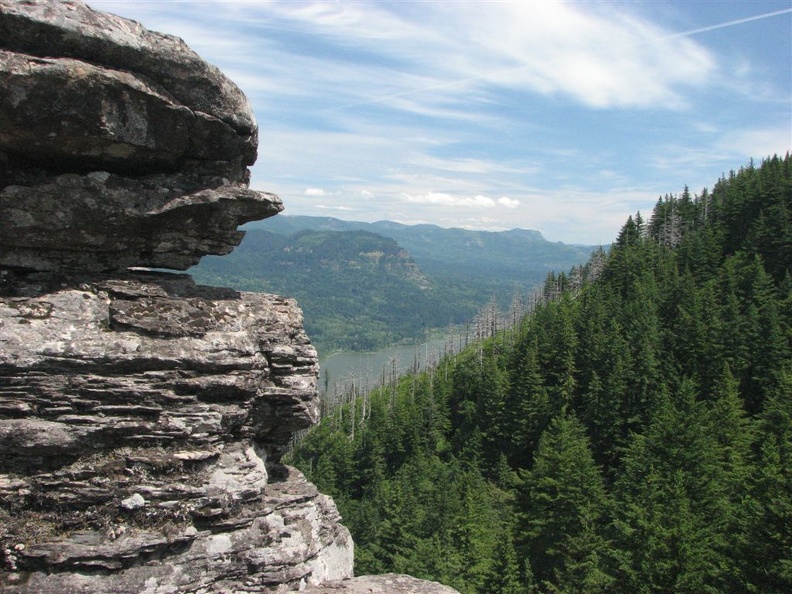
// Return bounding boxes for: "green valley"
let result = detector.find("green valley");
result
[190,219,595,353]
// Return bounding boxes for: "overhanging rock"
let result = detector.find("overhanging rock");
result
[0,0,277,273]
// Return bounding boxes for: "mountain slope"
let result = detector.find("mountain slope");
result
[191,229,468,351]
[245,216,595,293]
[192,219,596,352]
[289,154,792,594]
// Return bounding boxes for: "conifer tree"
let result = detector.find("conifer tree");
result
[488,533,525,594]
[743,372,792,592]
[506,336,551,466]
[516,412,610,590]
[611,381,739,593]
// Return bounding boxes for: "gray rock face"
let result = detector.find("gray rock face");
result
[302,574,462,594]
[0,272,320,467]
[1,170,282,275]
[1,466,353,593]
[0,0,256,138]
[0,0,278,272]
[0,2,460,593]
[0,272,352,592]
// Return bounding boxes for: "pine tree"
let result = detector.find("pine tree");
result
[532,295,578,409]
[488,532,526,594]
[548,518,614,594]
[574,287,632,473]
[516,412,610,589]
[506,336,551,467]
[611,381,740,593]
[743,373,792,592]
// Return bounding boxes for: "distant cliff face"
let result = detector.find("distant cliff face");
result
[0,1,354,591]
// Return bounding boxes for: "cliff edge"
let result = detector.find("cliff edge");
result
[0,2,458,592]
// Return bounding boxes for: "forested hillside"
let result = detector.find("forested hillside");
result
[191,220,594,352]
[288,154,792,594]
[191,229,478,351]
[245,216,592,298]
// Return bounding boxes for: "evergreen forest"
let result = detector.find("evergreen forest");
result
[288,154,792,593]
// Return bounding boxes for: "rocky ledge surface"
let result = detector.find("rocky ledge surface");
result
[302,574,462,594]
[0,272,321,468]
[1,466,352,593]
[0,272,352,592]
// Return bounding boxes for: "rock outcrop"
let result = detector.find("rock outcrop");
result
[0,2,460,593]
[0,273,355,593]
[0,0,279,273]
[0,272,319,468]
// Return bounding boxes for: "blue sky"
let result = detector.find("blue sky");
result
[88,1,791,245]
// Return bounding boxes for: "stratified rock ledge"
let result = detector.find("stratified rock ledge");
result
[0,0,278,273]
[0,272,353,592]
[0,467,353,593]
[0,171,282,273]
[0,271,318,466]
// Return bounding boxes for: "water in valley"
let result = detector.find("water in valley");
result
[318,333,464,397]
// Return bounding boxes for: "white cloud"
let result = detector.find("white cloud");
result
[450,2,715,109]
[316,204,355,212]
[416,156,540,176]
[260,0,717,113]
[402,192,500,208]
[397,193,521,210]
[403,192,455,206]
[653,126,792,175]
[305,188,326,196]
[720,128,791,161]
[471,195,497,208]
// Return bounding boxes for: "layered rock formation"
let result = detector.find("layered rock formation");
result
[0,0,279,273]
[302,574,463,593]
[0,269,354,592]
[0,1,352,590]
[0,2,460,593]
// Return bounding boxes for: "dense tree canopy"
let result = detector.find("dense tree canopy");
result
[289,154,792,593]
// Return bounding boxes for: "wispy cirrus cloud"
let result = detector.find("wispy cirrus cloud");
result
[652,126,792,176]
[92,0,718,113]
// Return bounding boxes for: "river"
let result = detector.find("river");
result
[318,332,466,396]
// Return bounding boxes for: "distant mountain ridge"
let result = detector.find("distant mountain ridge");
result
[245,215,595,292]
[191,216,596,352]
[246,215,544,241]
